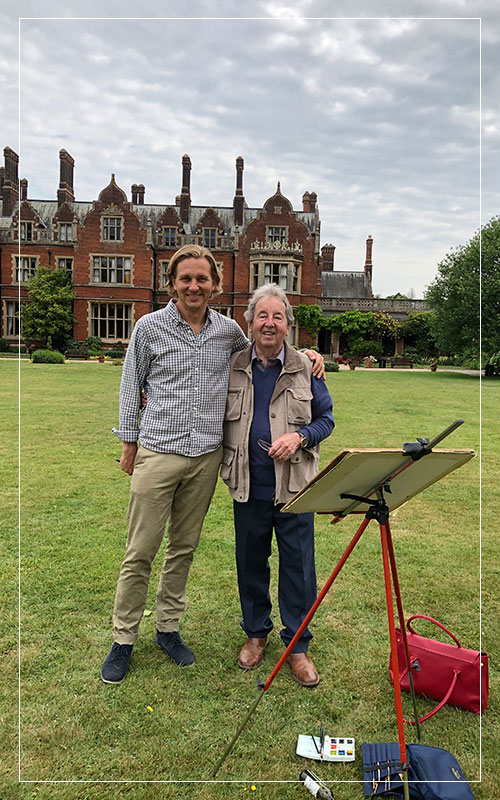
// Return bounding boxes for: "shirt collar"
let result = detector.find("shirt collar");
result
[251,344,285,366]
[166,298,212,327]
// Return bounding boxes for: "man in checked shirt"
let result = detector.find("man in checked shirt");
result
[101,244,324,683]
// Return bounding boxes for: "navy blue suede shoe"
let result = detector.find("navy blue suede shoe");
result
[156,630,194,666]
[101,642,133,684]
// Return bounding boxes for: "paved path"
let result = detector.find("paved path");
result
[337,365,481,376]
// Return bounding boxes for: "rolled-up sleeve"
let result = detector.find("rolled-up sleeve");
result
[112,321,151,442]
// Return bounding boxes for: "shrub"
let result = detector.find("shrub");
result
[349,339,383,359]
[0,338,11,352]
[106,348,126,359]
[31,349,65,364]
[84,336,103,351]
[324,361,340,372]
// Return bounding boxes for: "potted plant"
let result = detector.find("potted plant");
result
[346,357,356,371]
[430,360,438,372]
[362,355,377,369]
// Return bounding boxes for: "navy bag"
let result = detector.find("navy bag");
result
[362,742,475,799]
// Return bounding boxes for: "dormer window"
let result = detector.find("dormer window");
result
[203,228,217,249]
[20,222,33,242]
[59,223,73,242]
[102,216,123,242]
[162,227,177,247]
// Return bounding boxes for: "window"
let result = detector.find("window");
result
[212,306,231,316]
[14,256,38,283]
[264,262,288,289]
[203,228,217,249]
[102,216,123,241]
[267,226,287,244]
[160,261,169,287]
[250,261,301,293]
[162,227,177,247]
[59,223,73,242]
[252,263,259,291]
[58,258,74,279]
[90,303,132,340]
[4,300,20,336]
[20,222,33,242]
[92,256,132,284]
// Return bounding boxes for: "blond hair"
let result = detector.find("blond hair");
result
[164,244,223,297]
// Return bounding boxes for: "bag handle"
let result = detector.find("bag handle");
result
[406,614,461,648]
[404,669,461,725]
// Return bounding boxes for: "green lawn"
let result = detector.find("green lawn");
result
[1,360,497,800]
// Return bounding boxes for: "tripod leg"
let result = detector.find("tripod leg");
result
[380,523,409,779]
[385,520,421,740]
[263,514,371,690]
[210,515,371,777]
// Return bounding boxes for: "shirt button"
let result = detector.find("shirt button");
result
[271,413,276,418]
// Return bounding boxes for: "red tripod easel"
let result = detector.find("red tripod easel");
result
[212,421,474,800]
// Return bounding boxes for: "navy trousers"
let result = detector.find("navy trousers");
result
[234,499,317,652]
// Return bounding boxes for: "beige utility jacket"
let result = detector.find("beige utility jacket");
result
[221,342,320,504]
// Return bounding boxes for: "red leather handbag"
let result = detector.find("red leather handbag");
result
[389,615,488,724]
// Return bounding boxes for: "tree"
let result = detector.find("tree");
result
[425,216,500,359]
[21,267,75,351]
[399,312,438,359]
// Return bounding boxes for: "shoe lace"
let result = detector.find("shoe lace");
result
[111,644,131,660]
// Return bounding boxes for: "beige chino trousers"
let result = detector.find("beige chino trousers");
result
[113,444,222,644]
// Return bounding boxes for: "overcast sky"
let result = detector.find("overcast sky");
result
[3,0,499,297]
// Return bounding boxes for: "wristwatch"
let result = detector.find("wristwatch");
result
[298,433,308,449]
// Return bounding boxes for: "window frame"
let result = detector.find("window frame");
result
[91,255,133,285]
[89,302,133,342]
[13,255,39,283]
[162,227,177,247]
[101,215,123,242]
[266,226,287,245]
[58,222,73,243]
[3,299,21,337]
[20,221,33,242]
[203,228,217,249]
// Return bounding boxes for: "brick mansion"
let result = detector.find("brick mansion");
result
[0,146,425,353]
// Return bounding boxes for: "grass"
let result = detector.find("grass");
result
[1,360,497,800]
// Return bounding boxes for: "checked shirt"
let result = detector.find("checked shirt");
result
[112,300,248,456]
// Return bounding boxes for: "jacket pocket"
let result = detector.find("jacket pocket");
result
[288,449,319,493]
[286,387,313,425]
[225,388,243,421]
[220,444,239,489]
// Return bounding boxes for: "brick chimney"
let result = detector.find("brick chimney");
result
[0,166,4,195]
[309,191,317,213]
[364,235,373,281]
[20,178,28,200]
[233,156,244,226]
[131,184,145,204]
[57,149,75,206]
[321,243,335,272]
[2,147,19,216]
[302,191,311,212]
[180,154,191,223]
